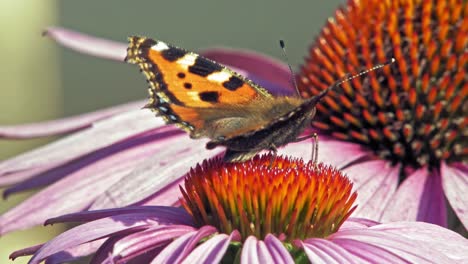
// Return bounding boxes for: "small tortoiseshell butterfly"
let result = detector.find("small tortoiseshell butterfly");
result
[125,37,385,162]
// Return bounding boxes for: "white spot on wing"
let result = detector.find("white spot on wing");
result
[207,71,232,82]
[177,54,197,69]
[187,91,200,100]
[151,41,169,51]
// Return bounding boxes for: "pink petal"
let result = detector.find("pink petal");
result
[28,212,176,264]
[440,162,468,229]
[181,232,237,264]
[338,218,380,231]
[141,177,185,206]
[45,206,192,226]
[202,48,293,95]
[331,222,466,263]
[241,236,259,264]
[113,225,198,262]
[9,244,43,260]
[370,221,468,262]
[89,134,223,209]
[255,240,275,263]
[381,167,447,226]
[0,127,183,234]
[150,231,197,263]
[264,234,294,263]
[44,27,127,61]
[171,226,219,263]
[342,160,399,221]
[0,110,161,175]
[2,117,177,195]
[0,163,62,188]
[331,237,412,263]
[301,239,363,263]
[0,100,143,139]
[45,239,105,264]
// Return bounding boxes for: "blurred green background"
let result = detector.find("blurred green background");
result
[0,0,342,262]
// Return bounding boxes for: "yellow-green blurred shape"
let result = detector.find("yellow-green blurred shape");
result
[0,1,65,263]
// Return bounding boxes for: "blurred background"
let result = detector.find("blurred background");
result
[0,0,343,262]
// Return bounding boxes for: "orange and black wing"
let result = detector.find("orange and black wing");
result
[125,36,273,139]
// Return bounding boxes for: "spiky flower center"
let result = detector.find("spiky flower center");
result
[180,155,356,242]
[299,0,467,169]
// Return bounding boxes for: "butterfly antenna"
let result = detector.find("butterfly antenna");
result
[316,58,396,99]
[337,58,396,87]
[279,40,301,96]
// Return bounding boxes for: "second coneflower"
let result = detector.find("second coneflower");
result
[298,0,467,229]
[11,156,467,263]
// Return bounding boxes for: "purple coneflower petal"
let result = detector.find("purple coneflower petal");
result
[241,236,261,264]
[44,239,105,264]
[381,168,447,226]
[328,222,467,263]
[0,126,187,234]
[0,101,143,139]
[342,160,399,221]
[89,135,223,209]
[441,162,468,228]
[264,234,295,263]
[242,236,290,264]
[45,206,192,225]
[0,110,160,177]
[44,27,127,62]
[28,208,193,264]
[180,230,237,264]
[112,225,198,263]
[9,244,43,261]
[150,226,219,263]
[301,239,360,263]
[370,222,468,262]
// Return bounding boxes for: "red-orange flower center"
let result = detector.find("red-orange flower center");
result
[299,0,467,170]
[180,155,357,241]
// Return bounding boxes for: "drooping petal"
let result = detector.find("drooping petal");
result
[89,134,223,209]
[339,218,380,230]
[325,221,467,263]
[202,48,293,95]
[0,100,143,139]
[242,236,291,264]
[44,27,127,62]
[241,236,262,264]
[301,239,363,264]
[28,209,192,264]
[45,206,192,226]
[0,110,160,176]
[9,244,43,260]
[181,230,238,264]
[369,222,468,262]
[3,126,180,197]
[149,226,222,264]
[264,234,294,263]
[342,160,399,221]
[381,168,447,226]
[112,225,198,263]
[441,162,468,229]
[0,127,184,234]
[44,239,105,264]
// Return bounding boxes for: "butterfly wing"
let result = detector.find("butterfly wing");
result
[125,36,274,139]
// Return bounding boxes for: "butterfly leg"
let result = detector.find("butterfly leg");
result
[292,133,319,166]
[268,145,278,167]
[311,133,319,167]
